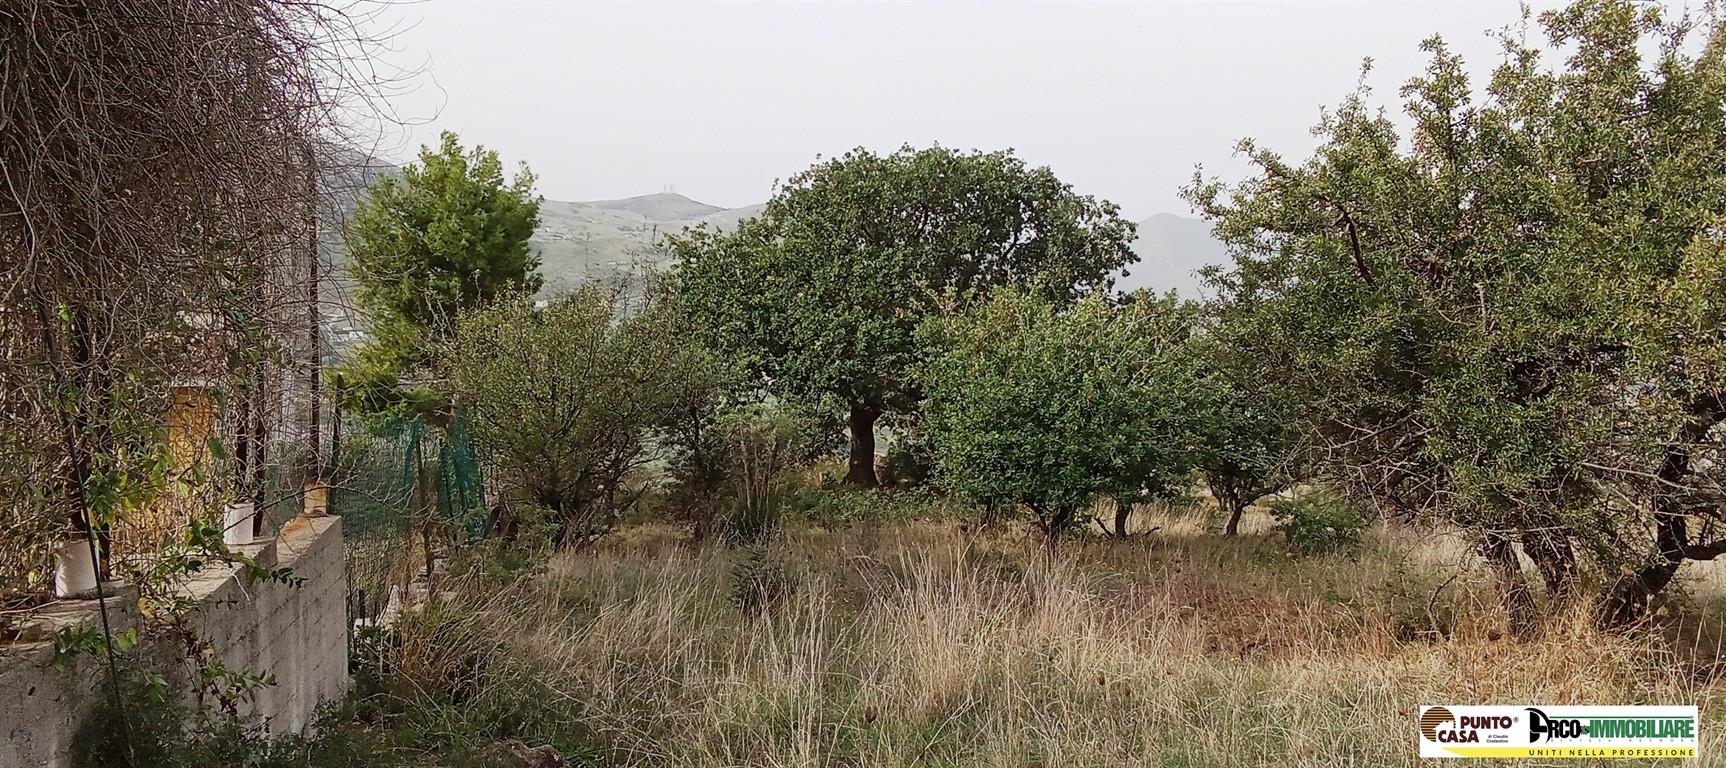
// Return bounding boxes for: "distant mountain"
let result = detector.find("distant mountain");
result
[313,151,763,356]
[530,193,759,293]
[315,151,1233,357]
[585,192,725,222]
[1116,213,1231,298]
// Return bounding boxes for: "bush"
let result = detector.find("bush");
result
[450,287,685,549]
[782,487,966,527]
[1268,490,1369,556]
[719,495,782,545]
[729,546,792,614]
[920,289,1209,547]
[695,404,828,544]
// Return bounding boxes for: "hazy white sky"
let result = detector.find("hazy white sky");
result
[366,1,1582,219]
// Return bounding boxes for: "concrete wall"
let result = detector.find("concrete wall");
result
[0,515,348,768]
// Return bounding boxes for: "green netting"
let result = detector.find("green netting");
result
[333,414,485,630]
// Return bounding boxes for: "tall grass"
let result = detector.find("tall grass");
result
[372,514,1721,767]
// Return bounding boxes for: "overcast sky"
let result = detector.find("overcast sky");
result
[365,1,1585,220]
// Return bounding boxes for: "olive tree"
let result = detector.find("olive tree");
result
[921,289,1207,547]
[1188,0,1726,628]
[448,287,673,548]
[669,145,1137,487]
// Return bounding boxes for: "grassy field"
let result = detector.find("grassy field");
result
[342,503,1726,768]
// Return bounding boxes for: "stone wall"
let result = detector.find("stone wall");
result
[0,515,349,768]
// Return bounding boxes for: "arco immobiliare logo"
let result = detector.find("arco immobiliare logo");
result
[1418,705,1698,759]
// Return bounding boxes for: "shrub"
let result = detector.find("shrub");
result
[702,404,828,544]
[1268,490,1369,556]
[783,487,965,527]
[920,289,1210,547]
[449,287,684,549]
[720,496,782,545]
[729,546,792,614]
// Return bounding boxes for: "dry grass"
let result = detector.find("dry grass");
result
[380,510,1726,767]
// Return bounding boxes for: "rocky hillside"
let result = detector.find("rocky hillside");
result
[530,193,763,293]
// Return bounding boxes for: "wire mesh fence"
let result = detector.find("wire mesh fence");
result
[333,413,486,632]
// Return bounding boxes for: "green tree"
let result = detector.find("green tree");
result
[448,287,671,548]
[1192,376,1304,538]
[1187,287,1309,537]
[343,131,543,415]
[1187,0,1726,629]
[920,289,1206,547]
[669,146,1137,487]
[650,292,750,541]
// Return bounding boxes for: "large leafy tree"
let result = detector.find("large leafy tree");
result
[668,146,1137,486]
[920,289,1207,547]
[343,131,542,415]
[1189,0,1726,629]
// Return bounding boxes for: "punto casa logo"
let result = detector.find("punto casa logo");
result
[1420,707,1515,744]
[1420,707,1454,740]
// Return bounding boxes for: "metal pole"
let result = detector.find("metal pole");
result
[306,142,322,477]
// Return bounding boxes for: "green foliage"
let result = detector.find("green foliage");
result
[332,313,443,421]
[1268,490,1370,556]
[1189,323,1307,534]
[1186,0,1726,608]
[920,288,1209,543]
[710,404,827,544]
[52,625,138,671]
[670,145,1138,484]
[449,522,554,588]
[341,131,543,417]
[729,546,792,614]
[781,487,967,527]
[654,294,752,538]
[449,286,682,548]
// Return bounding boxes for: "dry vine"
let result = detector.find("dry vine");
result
[0,0,402,604]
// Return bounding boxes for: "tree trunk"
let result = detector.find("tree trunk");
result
[1481,531,1536,638]
[1113,499,1132,538]
[1598,508,1688,627]
[1521,527,1577,601]
[979,498,1003,527]
[844,405,880,487]
[1208,476,1246,537]
[1597,392,1726,628]
[1224,500,1246,537]
[1035,505,1073,554]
